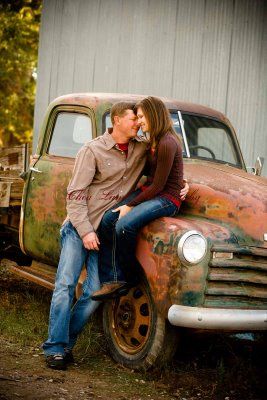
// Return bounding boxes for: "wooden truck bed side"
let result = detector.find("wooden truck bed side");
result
[0,145,28,229]
[0,144,32,265]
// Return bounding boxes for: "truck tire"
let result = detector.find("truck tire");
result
[102,278,179,370]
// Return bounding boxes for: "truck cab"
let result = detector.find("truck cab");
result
[12,93,267,369]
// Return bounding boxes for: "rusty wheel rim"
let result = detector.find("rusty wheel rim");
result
[110,283,152,355]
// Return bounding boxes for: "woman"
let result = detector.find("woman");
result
[91,96,185,300]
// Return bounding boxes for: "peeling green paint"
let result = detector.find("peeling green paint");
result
[181,291,203,306]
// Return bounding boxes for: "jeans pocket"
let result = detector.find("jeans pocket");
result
[60,219,70,236]
[170,205,179,217]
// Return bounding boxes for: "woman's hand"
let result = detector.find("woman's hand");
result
[112,205,133,219]
[180,180,189,200]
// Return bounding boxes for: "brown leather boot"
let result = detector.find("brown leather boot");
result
[91,282,128,301]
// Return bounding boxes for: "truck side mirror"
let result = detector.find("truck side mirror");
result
[247,157,264,176]
[254,156,264,176]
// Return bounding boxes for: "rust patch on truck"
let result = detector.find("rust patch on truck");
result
[135,217,233,316]
[183,161,267,247]
[134,208,263,317]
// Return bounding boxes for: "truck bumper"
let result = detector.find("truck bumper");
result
[168,305,267,330]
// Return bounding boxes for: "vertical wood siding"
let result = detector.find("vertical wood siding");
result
[34,0,267,176]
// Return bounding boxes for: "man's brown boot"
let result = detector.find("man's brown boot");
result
[91,282,128,301]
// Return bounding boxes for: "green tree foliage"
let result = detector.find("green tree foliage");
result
[0,0,42,147]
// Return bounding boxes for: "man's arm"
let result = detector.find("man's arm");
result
[66,145,97,241]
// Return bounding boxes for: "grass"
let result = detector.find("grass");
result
[0,261,105,355]
[0,281,50,347]
[0,300,48,346]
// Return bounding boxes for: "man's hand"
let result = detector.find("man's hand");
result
[112,205,133,219]
[180,181,189,201]
[82,232,100,250]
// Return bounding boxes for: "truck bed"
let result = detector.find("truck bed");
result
[0,145,31,265]
[0,145,27,230]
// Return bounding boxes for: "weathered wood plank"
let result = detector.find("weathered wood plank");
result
[36,0,267,175]
[0,145,25,170]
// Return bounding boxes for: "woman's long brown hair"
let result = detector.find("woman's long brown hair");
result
[135,96,178,148]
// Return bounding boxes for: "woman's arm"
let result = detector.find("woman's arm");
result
[127,135,181,207]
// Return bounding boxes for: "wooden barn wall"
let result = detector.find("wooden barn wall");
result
[34,0,267,176]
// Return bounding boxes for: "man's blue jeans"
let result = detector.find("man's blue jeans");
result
[43,221,100,356]
[98,191,179,285]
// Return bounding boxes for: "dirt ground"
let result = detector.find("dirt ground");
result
[0,259,266,400]
[0,337,172,400]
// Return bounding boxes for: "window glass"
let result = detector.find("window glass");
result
[105,114,112,130]
[104,111,185,152]
[48,112,92,157]
[182,114,241,167]
[103,111,241,167]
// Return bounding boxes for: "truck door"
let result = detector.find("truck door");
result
[20,106,95,265]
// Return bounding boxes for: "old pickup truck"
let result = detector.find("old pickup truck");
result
[1,93,266,370]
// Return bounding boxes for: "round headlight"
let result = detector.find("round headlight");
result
[178,231,207,265]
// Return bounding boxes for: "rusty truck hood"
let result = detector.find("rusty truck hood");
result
[182,160,267,247]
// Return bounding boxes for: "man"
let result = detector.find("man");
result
[43,102,188,370]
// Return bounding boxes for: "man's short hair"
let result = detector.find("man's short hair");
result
[110,102,135,125]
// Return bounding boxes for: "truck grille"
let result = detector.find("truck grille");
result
[204,245,267,309]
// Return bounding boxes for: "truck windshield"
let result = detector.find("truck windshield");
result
[105,111,242,168]
[171,112,242,168]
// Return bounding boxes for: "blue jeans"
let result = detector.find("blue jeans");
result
[43,221,100,356]
[98,192,179,285]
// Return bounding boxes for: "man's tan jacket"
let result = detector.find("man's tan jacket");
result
[66,130,147,238]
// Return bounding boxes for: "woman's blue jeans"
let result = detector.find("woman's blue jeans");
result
[98,191,179,285]
[42,221,100,356]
